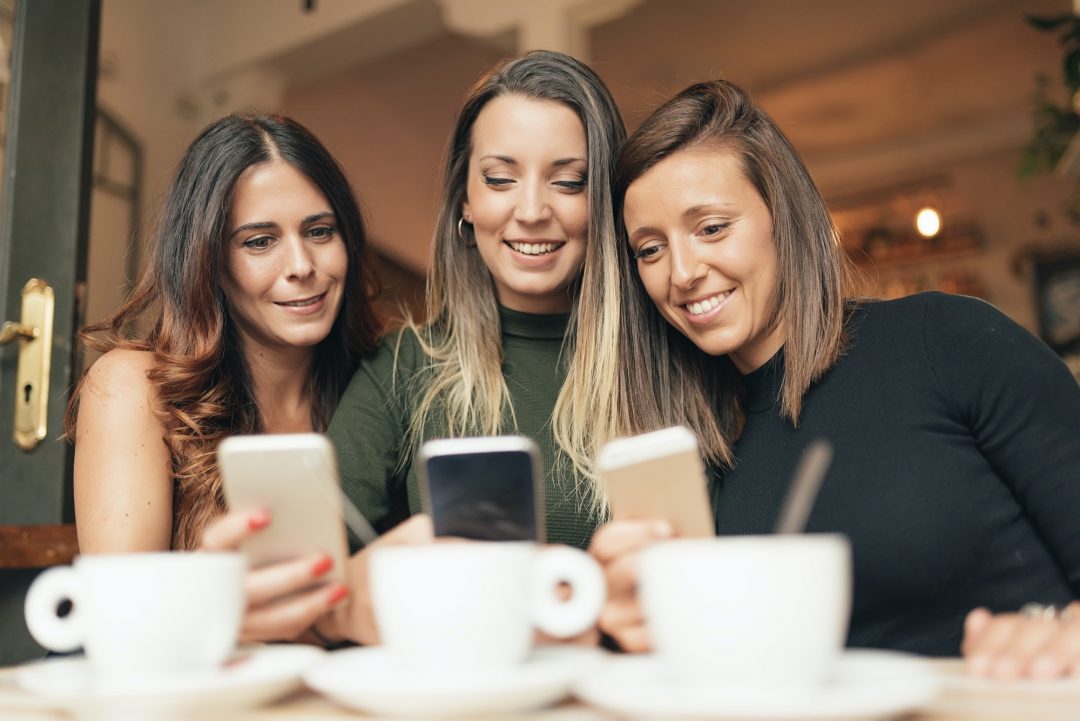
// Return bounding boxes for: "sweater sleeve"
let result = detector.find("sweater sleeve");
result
[327,329,425,548]
[922,292,1080,594]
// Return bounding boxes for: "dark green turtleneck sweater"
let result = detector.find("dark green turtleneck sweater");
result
[327,307,601,550]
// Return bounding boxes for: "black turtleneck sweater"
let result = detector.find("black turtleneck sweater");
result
[714,292,1080,656]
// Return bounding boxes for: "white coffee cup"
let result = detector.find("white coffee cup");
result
[370,542,605,670]
[640,534,851,687]
[24,552,246,677]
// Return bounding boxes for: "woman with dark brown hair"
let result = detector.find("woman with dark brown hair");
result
[67,113,381,637]
[591,79,1080,676]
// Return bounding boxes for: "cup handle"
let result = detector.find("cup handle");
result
[530,546,606,638]
[24,566,83,653]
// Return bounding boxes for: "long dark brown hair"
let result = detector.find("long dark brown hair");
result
[614,80,853,466]
[66,113,381,549]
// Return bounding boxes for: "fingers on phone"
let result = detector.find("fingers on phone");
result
[589,519,671,564]
[245,553,333,606]
[200,509,270,551]
[240,583,349,643]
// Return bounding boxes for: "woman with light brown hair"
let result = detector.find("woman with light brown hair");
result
[591,79,1080,674]
[67,113,381,637]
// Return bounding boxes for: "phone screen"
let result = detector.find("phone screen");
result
[425,449,540,541]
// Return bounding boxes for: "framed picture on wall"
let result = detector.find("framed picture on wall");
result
[1031,250,1080,356]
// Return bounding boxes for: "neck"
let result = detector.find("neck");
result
[241,338,317,434]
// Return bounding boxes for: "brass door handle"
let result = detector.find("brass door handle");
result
[0,321,39,344]
[2,279,54,451]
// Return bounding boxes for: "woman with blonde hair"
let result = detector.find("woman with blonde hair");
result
[327,49,628,548]
[68,113,381,640]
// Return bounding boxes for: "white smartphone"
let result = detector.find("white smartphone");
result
[598,425,715,537]
[420,435,544,542]
[218,433,349,586]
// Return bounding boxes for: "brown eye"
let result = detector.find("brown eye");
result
[700,222,730,238]
[243,236,273,250]
[309,226,336,240]
[631,244,664,261]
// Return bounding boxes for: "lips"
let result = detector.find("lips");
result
[680,290,733,317]
[274,292,326,308]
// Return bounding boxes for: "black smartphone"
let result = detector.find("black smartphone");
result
[419,436,544,542]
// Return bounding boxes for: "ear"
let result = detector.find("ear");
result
[461,200,472,223]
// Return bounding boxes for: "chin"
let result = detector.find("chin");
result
[284,329,335,348]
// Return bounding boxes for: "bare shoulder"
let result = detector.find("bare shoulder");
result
[82,348,156,400]
[74,348,173,552]
[76,349,161,438]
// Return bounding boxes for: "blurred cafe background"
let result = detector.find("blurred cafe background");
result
[1,0,1080,663]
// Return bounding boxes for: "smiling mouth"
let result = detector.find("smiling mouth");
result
[682,290,733,316]
[505,240,565,256]
[275,293,326,308]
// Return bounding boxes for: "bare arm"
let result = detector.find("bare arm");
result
[73,349,173,552]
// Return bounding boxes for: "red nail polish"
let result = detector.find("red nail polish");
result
[327,586,349,605]
[247,511,271,530]
[311,556,333,577]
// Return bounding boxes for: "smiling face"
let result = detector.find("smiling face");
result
[462,94,589,314]
[222,158,347,356]
[623,146,786,373]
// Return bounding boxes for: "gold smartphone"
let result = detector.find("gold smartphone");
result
[598,426,715,537]
[219,433,349,585]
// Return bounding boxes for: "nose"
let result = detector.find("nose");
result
[669,236,707,289]
[283,236,315,281]
[514,179,552,225]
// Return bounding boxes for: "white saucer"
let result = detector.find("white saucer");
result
[573,649,941,720]
[305,645,607,717]
[15,644,324,718]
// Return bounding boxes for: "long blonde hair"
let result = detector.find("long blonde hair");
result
[404,51,627,514]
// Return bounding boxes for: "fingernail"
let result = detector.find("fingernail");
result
[653,521,674,538]
[327,585,349,605]
[311,556,333,577]
[247,510,271,530]
[1032,655,1062,678]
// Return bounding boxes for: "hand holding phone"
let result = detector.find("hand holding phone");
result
[420,435,544,542]
[598,425,715,537]
[218,433,349,585]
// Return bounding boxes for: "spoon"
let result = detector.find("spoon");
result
[774,439,833,535]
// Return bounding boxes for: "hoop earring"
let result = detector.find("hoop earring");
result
[457,217,475,247]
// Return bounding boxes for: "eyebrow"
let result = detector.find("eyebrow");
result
[228,211,335,240]
[477,154,586,166]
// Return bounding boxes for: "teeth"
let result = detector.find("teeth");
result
[685,292,729,316]
[281,295,321,307]
[509,241,559,255]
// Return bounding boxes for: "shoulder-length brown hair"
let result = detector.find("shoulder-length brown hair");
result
[66,113,381,549]
[614,80,852,466]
